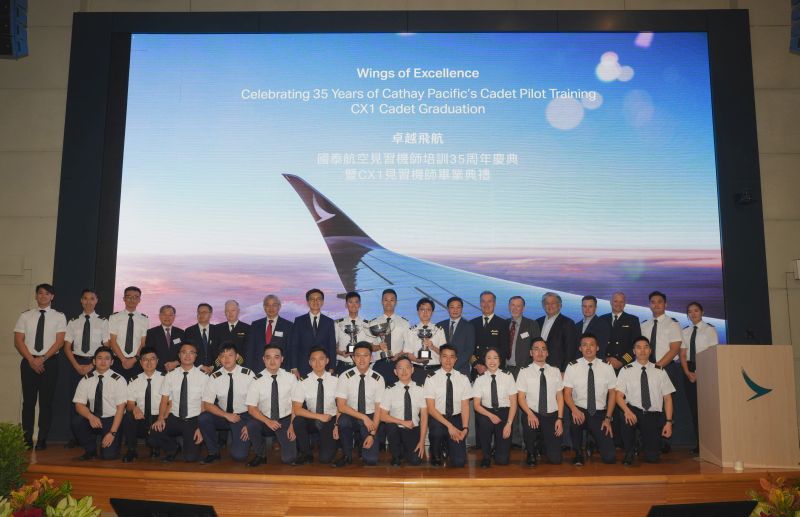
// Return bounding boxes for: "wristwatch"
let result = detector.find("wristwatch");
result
[110,431,117,436]
[666,419,673,423]
[604,415,613,422]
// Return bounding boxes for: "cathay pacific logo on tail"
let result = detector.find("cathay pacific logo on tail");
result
[311,194,335,223]
[742,368,772,401]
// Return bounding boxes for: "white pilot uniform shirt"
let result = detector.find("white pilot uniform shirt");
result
[472,369,517,409]
[540,314,558,341]
[66,312,110,358]
[335,316,374,365]
[381,380,425,427]
[404,322,447,366]
[14,306,67,356]
[640,314,682,363]
[423,368,472,416]
[680,320,719,360]
[246,368,297,420]
[109,310,149,358]
[291,370,339,416]
[516,362,564,414]
[160,366,208,419]
[203,365,256,414]
[616,362,675,412]
[563,357,617,411]
[369,314,409,361]
[127,371,166,417]
[335,367,385,413]
[73,369,128,418]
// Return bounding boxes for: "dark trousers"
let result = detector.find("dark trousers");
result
[373,358,398,384]
[246,415,297,464]
[71,414,122,459]
[67,356,94,440]
[411,364,439,386]
[429,414,467,467]
[155,414,201,462]
[570,408,616,464]
[386,423,422,465]
[198,412,251,461]
[663,362,681,447]
[122,412,158,451]
[622,406,664,463]
[20,356,58,441]
[293,415,337,464]
[476,407,512,464]
[685,367,699,446]
[523,411,563,464]
[116,360,142,382]
[338,413,379,465]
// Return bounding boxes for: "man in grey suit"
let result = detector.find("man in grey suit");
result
[506,296,541,379]
[437,296,475,376]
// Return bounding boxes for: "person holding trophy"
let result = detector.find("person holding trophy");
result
[406,298,447,385]
[368,288,409,384]
[334,292,374,376]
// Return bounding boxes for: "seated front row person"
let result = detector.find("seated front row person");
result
[615,336,675,465]
[291,346,340,465]
[199,343,256,464]
[380,356,428,467]
[122,346,164,462]
[72,346,126,460]
[245,344,298,467]
[424,345,471,468]
[333,341,385,467]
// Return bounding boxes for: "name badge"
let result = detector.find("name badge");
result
[274,331,284,337]
[520,331,530,339]
[490,330,499,336]
[173,338,181,344]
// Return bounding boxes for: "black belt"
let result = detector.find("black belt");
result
[482,406,509,412]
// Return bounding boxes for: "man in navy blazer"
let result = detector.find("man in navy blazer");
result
[574,295,611,359]
[599,291,642,371]
[288,288,336,377]
[145,304,185,373]
[183,302,219,374]
[214,300,251,353]
[535,292,577,373]
[245,294,293,372]
[436,296,475,376]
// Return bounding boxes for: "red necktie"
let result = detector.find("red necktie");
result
[265,320,273,345]
[508,320,516,360]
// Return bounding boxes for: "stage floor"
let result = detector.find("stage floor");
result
[26,445,794,516]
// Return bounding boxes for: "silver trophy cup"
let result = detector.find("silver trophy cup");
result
[417,326,433,360]
[343,323,359,354]
[369,321,391,359]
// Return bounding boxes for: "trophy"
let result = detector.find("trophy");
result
[343,322,359,354]
[369,321,392,360]
[416,326,433,360]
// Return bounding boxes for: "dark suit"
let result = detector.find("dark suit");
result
[574,315,611,359]
[599,312,641,368]
[508,316,541,372]
[470,315,510,375]
[215,321,251,350]
[183,324,218,368]
[145,325,185,371]
[245,316,293,372]
[288,313,336,375]
[436,317,475,375]
[536,314,577,372]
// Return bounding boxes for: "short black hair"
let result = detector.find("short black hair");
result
[306,288,324,301]
[393,356,413,368]
[530,337,547,349]
[648,290,667,302]
[123,286,141,295]
[439,344,457,355]
[353,341,373,353]
[179,341,198,352]
[382,288,397,299]
[308,346,328,358]
[483,347,501,358]
[94,346,114,359]
[581,295,597,304]
[345,291,361,302]
[416,297,435,311]
[263,344,284,355]
[479,290,496,302]
[80,288,97,297]
[138,346,158,358]
[197,302,213,312]
[219,342,239,356]
[686,301,704,312]
[579,333,598,345]
[36,283,55,295]
[446,296,463,308]
[633,336,651,347]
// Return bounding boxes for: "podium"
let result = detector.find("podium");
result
[698,344,800,468]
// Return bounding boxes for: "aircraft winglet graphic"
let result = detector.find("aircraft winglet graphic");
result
[742,368,772,401]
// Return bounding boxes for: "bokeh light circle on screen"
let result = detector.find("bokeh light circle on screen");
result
[546,97,584,130]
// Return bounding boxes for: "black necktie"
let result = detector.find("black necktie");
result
[358,374,366,414]
[649,319,658,362]
[538,367,547,414]
[404,385,412,421]
[179,371,188,419]
[270,374,279,420]
[312,316,318,337]
[445,373,453,417]
[34,310,45,353]
[144,378,152,426]
[490,374,499,409]
[230,324,235,333]
[385,317,392,349]
[689,325,698,366]
[125,313,134,354]
[316,378,324,414]
[93,374,104,418]
[587,362,596,416]
[613,314,618,326]
[201,327,208,347]
[226,373,234,413]
[81,314,91,354]
[483,316,488,327]
[450,320,456,338]
[641,366,651,410]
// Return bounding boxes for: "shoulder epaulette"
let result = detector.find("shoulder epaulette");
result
[110,373,121,380]
[414,381,424,387]
[112,311,122,315]
[371,371,382,381]
[409,324,418,330]
[386,382,396,389]
[361,318,369,324]
[395,315,408,321]
[254,373,263,379]
[622,353,633,363]
[130,374,140,381]
[683,325,691,330]
[654,365,664,370]
[501,369,511,375]
[671,317,678,322]
[159,371,166,376]
[568,360,578,366]
[99,315,107,320]
[330,372,338,378]
[345,370,355,378]
[426,369,436,377]
[84,371,94,379]
[211,371,222,379]
[300,374,308,381]
[707,322,715,327]
[623,364,633,369]
[335,318,344,323]
[241,368,251,375]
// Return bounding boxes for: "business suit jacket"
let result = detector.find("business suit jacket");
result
[183,323,219,368]
[215,321,251,350]
[245,316,293,372]
[510,316,541,369]
[574,315,611,360]
[470,315,510,371]
[145,325,185,371]
[599,312,641,368]
[436,317,476,375]
[536,313,577,372]
[289,313,336,375]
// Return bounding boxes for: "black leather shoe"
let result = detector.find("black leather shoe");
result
[122,450,137,463]
[64,438,77,449]
[24,439,34,450]
[526,452,537,467]
[430,457,443,467]
[572,454,585,466]
[201,453,220,465]
[661,442,671,454]
[34,440,47,451]
[150,448,160,459]
[480,458,491,468]
[247,456,265,467]
[332,455,352,468]
[291,454,308,466]
[77,451,96,461]
[623,452,634,466]
[390,457,401,467]
[162,453,177,463]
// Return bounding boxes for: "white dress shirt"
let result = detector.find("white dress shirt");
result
[160,366,208,419]
[203,365,256,414]
[423,368,471,416]
[640,314,683,362]
[335,316,374,365]
[381,380,425,427]
[127,371,166,416]
[680,320,719,359]
[109,310,149,358]
[563,357,617,411]
[14,306,67,356]
[335,367,385,412]
[246,368,297,419]
[472,369,517,409]
[616,361,675,412]
[516,362,564,414]
[540,314,558,341]
[65,312,110,358]
[368,314,409,360]
[291,370,339,416]
[404,322,446,365]
[73,369,128,418]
